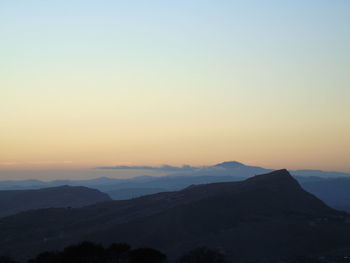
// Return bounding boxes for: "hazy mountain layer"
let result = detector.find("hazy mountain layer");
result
[2,162,350,212]
[1,170,350,262]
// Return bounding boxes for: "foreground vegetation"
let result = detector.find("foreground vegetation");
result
[0,241,226,263]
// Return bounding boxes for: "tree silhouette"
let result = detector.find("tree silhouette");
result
[179,247,225,263]
[62,241,105,263]
[27,242,167,263]
[106,243,130,263]
[0,256,18,263]
[27,251,61,263]
[128,248,167,263]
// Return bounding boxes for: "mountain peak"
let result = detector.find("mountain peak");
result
[214,161,246,168]
[0,169,342,263]
[244,169,300,189]
[256,168,290,177]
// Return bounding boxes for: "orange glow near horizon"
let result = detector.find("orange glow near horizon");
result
[1,1,350,176]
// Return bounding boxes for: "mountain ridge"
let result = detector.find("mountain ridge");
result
[0,185,111,218]
[1,163,350,212]
[1,169,349,262]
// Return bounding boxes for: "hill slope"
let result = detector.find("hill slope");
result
[0,185,111,217]
[0,170,349,262]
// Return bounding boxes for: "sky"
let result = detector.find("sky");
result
[1,0,350,177]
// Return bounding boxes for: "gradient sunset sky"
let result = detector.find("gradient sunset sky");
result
[1,0,350,175]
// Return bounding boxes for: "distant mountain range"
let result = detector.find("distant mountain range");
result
[0,185,111,218]
[96,161,350,178]
[1,161,350,211]
[1,170,350,262]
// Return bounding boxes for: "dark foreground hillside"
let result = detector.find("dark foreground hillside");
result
[1,170,350,262]
[0,185,111,217]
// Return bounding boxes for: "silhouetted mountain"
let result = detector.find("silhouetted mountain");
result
[213,161,247,168]
[0,185,111,218]
[1,170,350,262]
[1,162,350,211]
